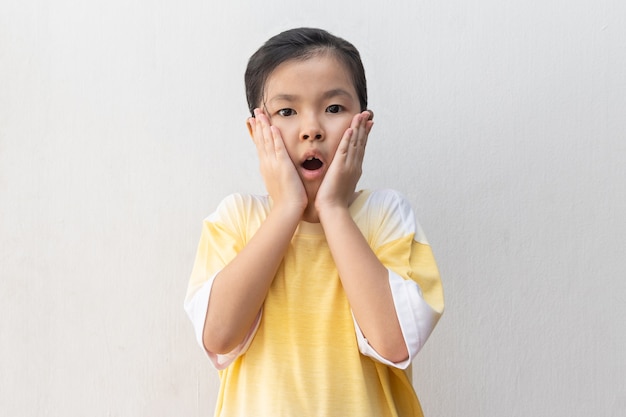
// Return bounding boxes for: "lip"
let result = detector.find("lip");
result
[299,150,325,181]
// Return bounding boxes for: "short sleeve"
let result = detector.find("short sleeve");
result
[184,197,247,304]
[353,190,444,368]
[183,194,265,369]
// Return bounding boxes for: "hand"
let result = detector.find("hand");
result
[248,108,307,214]
[315,110,374,212]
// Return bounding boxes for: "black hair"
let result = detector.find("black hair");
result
[245,27,367,116]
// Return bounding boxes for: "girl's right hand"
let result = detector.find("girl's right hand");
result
[248,108,307,215]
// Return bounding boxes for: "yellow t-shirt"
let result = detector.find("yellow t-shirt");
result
[186,189,444,417]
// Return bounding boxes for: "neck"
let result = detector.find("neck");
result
[300,190,362,224]
[302,200,320,223]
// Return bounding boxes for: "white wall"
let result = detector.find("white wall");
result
[1,1,625,416]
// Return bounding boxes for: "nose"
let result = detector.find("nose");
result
[300,113,324,141]
[302,132,323,140]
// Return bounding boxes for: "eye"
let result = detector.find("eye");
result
[277,108,296,117]
[326,104,342,114]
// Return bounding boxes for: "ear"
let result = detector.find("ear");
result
[246,118,254,138]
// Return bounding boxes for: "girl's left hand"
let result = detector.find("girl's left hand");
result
[315,110,374,212]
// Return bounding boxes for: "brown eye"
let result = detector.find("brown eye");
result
[278,108,295,117]
[326,105,342,113]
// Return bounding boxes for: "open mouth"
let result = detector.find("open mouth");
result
[302,157,323,171]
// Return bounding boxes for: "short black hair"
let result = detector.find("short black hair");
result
[245,27,367,116]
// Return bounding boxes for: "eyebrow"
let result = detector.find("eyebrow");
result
[268,88,354,104]
[322,88,353,100]
[268,94,297,103]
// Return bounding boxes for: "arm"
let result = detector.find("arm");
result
[202,205,301,354]
[319,207,409,362]
[316,111,408,362]
[355,192,445,368]
[202,109,306,354]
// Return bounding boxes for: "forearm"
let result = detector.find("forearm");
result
[319,206,408,363]
[203,205,301,354]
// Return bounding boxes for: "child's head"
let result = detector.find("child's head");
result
[245,27,367,116]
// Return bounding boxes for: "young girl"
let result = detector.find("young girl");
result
[185,27,444,417]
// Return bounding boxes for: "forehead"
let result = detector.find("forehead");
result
[263,54,357,101]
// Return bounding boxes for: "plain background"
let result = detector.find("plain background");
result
[1,0,625,416]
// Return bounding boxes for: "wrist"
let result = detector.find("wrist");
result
[270,201,306,223]
[317,203,351,224]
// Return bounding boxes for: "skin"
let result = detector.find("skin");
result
[202,53,408,363]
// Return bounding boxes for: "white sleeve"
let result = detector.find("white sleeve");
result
[353,269,442,370]
[183,273,262,370]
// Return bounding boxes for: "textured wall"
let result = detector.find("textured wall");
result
[1,1,625,416]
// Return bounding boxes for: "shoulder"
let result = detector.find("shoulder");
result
[357,189,429,244]
[363,189,412,212]
[357,189,415,224]
[205,193,271,236]
[210,193,271,216]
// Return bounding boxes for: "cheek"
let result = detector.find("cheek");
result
[269,119,297,143]
[270,121,299,158]
[270,118,293,133]
[327,116,352,139]
[327,122,350,154]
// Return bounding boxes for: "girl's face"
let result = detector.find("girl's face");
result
[261,54,361,194]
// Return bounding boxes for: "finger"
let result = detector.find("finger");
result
[345,113,365,161]
[348,112,363,142]
[251,108,265,141]
[335,126,354,160]
[249,115,263,150]
[253,109,275,158]
[347,113,370,165]
[250,110,265,150]
[365,119,374,135]
[270,125,288,157]
[364,109,375,136]
[253,111,278,166]
[355,111,373,145]
[329,113,356,169]
[258,111,275,153]
[270,125,300,180]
